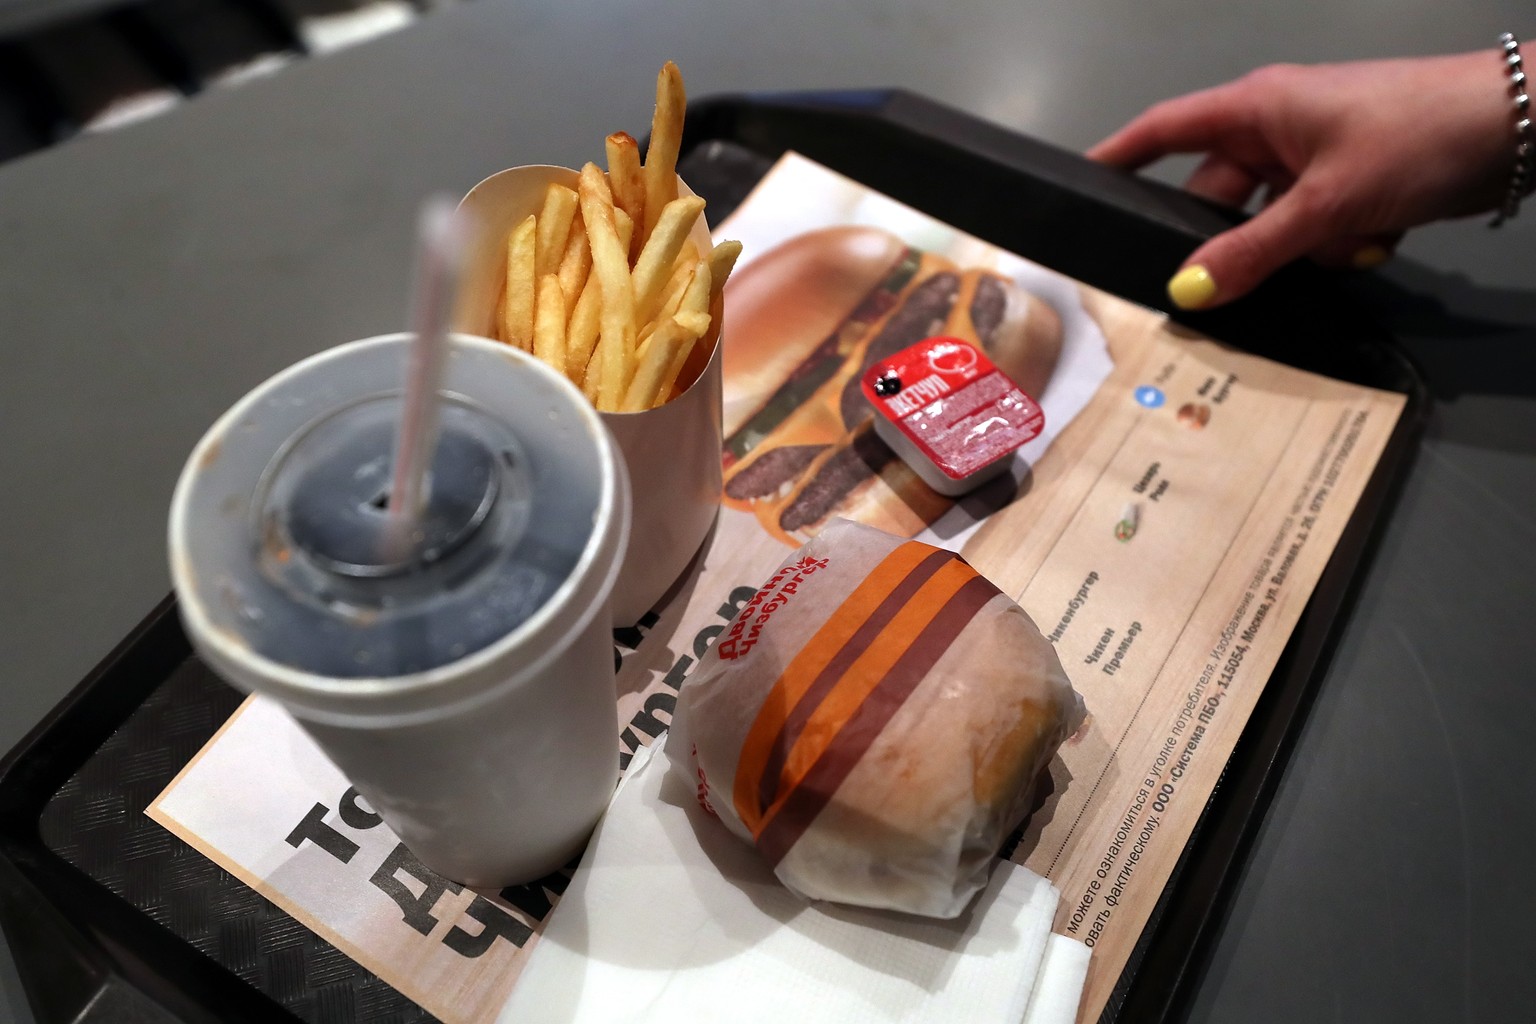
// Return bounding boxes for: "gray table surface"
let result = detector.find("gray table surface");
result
[2,1,1533,1021]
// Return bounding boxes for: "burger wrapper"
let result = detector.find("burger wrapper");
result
[457,165,723,627]
[668,518,1084,918]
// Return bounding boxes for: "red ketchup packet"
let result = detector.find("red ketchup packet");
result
[862,337,1044,496]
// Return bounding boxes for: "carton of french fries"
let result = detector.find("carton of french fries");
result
[455,63,733,626]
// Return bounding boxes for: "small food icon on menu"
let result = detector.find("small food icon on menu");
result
[1177,402,1211,430]
[1115,502,1139,542]
[720,226,1063,545]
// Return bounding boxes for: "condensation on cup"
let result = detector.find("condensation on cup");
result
[168,333,630,887]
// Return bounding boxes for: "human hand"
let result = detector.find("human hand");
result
[1088,50,1517,309]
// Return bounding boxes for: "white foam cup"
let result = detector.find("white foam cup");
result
[168,334,630,887]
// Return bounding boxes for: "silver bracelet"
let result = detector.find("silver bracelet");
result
[1490,32,1536,226]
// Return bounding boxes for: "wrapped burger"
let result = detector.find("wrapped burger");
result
[669,519,1083,918]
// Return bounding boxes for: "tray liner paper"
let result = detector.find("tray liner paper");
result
[146,152,1405,1023]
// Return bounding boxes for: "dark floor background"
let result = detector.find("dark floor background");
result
[0,0,448,162]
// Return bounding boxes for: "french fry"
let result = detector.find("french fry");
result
[607,207,636,388]
[666,254,717,397]
[707,239,743,307]
[481,63,718,411]
[650,311,711,407]
[699,239,740,376]
[582,349,601,404]
[577,163,637,412]
[631,195,706,326]
[637,254,697,349]
[641,61,686,246]
[622,314,699,412]
[674,310,711,334]
[535,184,579,279]
[626,253,700,392]
[555,215,591,321]
[605,132,646,263]
[613,206,634,259]
[500,215,537,350]
[533,273,567,371]
[678,256,712,320]
[646,261,712,402]
[567,274,602,384]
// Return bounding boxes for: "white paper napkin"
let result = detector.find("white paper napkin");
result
[499,737,1085,1023]
[1022,934,1093,1024]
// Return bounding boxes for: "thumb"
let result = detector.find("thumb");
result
[1166,183,1336,309]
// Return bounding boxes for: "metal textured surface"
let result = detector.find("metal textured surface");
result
[36,659,435,1024]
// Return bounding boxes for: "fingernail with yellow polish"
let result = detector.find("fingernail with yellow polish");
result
[1352,245,1391,269]
[1167,265,1217,310]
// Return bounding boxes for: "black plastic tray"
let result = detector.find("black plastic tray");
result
[0,90,1428,1024]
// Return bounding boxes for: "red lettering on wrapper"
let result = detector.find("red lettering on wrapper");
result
[715,556,829,661]
[692,744,717,818]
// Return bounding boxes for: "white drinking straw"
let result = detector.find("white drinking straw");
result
[384,195,468,562]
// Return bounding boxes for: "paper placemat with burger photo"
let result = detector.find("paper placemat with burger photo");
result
[147,151,1405,1023]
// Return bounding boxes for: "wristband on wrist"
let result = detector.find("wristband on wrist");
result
[1490,32,1536,227]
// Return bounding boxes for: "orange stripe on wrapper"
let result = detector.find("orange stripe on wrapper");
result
[731,540,938,835]
[753,549,952,815]
[756,572,1000,867]
[731,541,1002,866]
[762,557,975,818]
